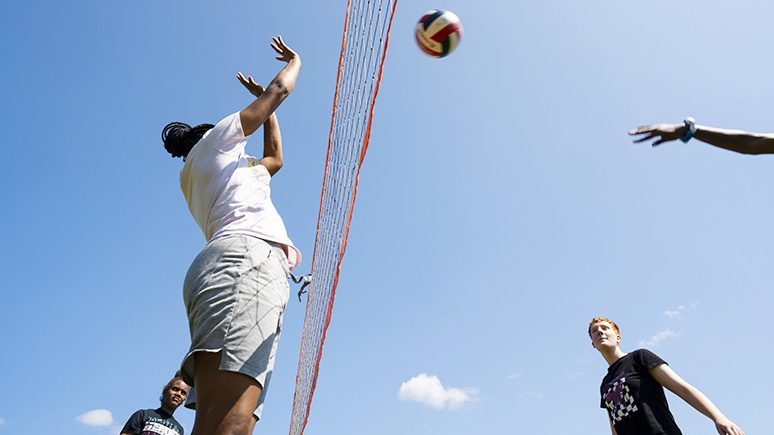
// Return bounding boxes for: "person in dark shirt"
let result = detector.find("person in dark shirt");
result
[589,317,744,435]
[120,372,189,435]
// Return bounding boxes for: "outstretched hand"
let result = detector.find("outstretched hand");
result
[628,123,688,146]
[237,72,265,98]
[714,418,745,435]
[271,35,299,64]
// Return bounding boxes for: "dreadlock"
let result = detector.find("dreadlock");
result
[162,122,215,159]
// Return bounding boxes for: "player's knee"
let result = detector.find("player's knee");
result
[218,412,256,435]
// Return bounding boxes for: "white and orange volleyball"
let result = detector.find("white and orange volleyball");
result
[415,10,462,58]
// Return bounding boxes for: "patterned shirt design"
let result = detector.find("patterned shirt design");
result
[603,371,638,423]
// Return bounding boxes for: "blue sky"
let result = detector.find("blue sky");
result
[1,0,770,434]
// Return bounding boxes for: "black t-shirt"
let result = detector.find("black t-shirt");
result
[120,408,184,435]
[599,349,682,435]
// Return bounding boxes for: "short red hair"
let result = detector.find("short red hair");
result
[588,317,620,337]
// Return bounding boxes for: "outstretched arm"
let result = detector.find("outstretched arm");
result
[629,121,774,155]
[650,364,745,435]
[237,35,301,136]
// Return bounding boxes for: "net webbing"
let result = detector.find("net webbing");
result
[288,0,397,434]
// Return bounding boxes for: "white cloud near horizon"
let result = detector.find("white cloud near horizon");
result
[398,373,479,410]
[75,409,113,427]
[638,329,680,347]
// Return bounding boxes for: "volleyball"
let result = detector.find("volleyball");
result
[415,10,463,58]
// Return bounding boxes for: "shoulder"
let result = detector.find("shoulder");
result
[198,112,247,153]
[632,348,667,369]
[209,113,245,140]
[120,409,153,433]
[128,408,153,418]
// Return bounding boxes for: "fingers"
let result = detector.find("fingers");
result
[631,135,666,147]
[270,35,297,61]
[716,422,745,435]
[628,125,658,135]
[628,124,674,146]
[237,72,248,85]
[237,72,253,89]
[236,72,264,96]
[270,35,285,55]
[631,132,657,143]
[631,132,667,147]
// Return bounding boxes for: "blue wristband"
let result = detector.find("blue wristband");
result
[680,117,697,143]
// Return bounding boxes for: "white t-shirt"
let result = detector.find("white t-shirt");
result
[180,112,301,270]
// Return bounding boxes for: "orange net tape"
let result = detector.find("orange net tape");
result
[288,1,398,434]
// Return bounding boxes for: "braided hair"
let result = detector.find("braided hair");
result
[162,122,214,159]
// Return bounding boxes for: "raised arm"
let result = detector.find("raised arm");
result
[629,121,774,155]
[260,112,282,176]
[650,364,745,435]
[237,35,301,136]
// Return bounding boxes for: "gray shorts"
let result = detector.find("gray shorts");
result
[180,234,290,420]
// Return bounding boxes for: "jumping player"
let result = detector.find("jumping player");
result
[161,35,301,435]
[588,317,744,435]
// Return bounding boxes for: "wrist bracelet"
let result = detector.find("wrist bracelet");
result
[680,117,697,143]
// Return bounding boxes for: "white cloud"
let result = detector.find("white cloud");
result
[398,373,479,410]
[664,302,699,319]
[506,371,524,379]
[0,417,5,425]
[638,329,680,347]
[664,304,686,318]
[75,409,114,427]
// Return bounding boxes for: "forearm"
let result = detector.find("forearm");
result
[673,383,727,423]
[266,58,301,99]
[254,58,301,118]
[240,58,301,136]
[652,364,743,435]
[694,125,774,155]
[261,113,283,175]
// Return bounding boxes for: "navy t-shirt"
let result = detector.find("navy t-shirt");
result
[120,408,184,435]
[600,349,682,435]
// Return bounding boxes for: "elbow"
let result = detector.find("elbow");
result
[264,157,283,176]
[269,161,283,177]
[268,80,292,99]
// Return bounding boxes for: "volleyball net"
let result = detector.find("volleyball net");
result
[287,1,398,434]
